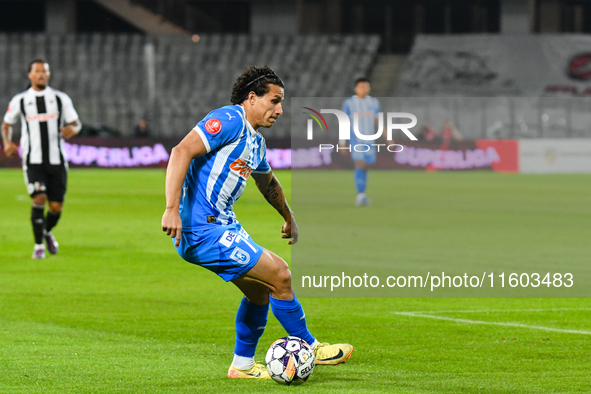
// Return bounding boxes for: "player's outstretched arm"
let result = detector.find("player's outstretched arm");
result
[1,122,17,157]
[162,130,207,247]
[252,171,298,245]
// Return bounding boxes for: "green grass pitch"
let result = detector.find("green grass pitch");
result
[0,168,590,393]
[291,171,591,298]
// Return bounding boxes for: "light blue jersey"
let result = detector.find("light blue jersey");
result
[180,104,271,230]
[342,95,381,163]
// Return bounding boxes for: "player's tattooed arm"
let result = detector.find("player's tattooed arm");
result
[254,173,291,218]
[253,172,298,245]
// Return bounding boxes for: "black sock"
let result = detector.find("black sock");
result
[31,204,45,244]
[46,210,61,233]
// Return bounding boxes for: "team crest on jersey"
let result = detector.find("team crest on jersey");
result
[229,158,253,179]
[205,118,222,135]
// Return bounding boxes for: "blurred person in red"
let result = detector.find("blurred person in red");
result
[419,122,436,141]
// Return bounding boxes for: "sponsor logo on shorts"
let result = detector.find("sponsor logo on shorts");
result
[220,228,258,255]
[230,247,251,264]
[238,227,249,239]
[220,231,237,247]
[27,182,46,195]
[204,118,222,135]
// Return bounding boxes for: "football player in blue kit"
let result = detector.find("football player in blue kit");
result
[161,66,353,379]
[341,78,382,206]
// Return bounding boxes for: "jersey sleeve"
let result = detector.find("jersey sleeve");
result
[341,99,352,145]
[193,108,244,153]
[342,99,351,116]
[59,93,79,124]
[253,148,272,174]
[375,98,381,116]
[3,95,22,125]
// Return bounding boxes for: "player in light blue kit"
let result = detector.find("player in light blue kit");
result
[341,78,382,206]
[161,66,353,379]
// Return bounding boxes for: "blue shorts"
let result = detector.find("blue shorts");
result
[175,223,264,282]
[350,143,377,164]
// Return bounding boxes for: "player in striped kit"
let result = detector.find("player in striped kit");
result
[341,78,382,206]
[162,66,353,379]
[2,59,81,259]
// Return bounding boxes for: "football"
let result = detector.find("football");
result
[265,336,315,385]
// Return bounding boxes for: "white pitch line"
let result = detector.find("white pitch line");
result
[394,307,591,314]
[392,312,591,335]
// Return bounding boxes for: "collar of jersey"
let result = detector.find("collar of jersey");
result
[236,105,259,137]
[28,86,51,96]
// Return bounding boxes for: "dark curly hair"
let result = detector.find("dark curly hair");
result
[28,58,48,73]
[355,77,369,86]
[230,66,284,105]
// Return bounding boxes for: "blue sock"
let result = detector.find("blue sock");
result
[354,168,367,194]
[269,295,315,346]
[234,298,269,357]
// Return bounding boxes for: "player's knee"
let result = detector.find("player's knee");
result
[271,254,291,284]
[273,265,293,296]
[48,202,63,213]
[32,193,47,205]
[277,267,292,286]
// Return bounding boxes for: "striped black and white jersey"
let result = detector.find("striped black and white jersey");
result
[3,86,79,167]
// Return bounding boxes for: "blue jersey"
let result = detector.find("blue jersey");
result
[180,105,271,230]
[342,95,381,145]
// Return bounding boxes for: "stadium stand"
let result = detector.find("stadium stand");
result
[394,34,591,139]
[0,33,380,138]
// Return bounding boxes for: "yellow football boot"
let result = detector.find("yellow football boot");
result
[227,362,271,379]
[314,342,354,365]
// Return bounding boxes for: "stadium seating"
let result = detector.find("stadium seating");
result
[395,34,591,139]
[0,33,380,138]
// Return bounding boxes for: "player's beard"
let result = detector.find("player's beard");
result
[32,76,48,90]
